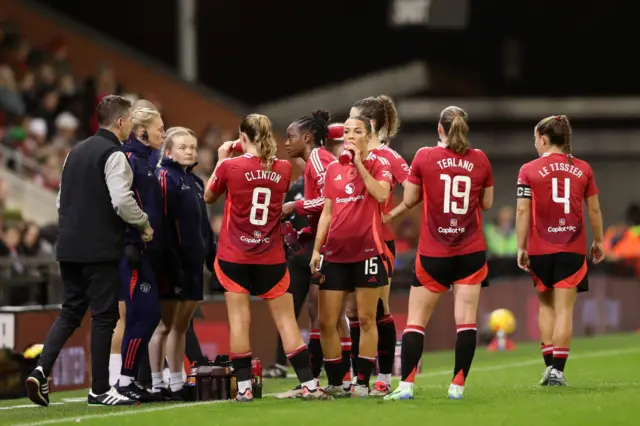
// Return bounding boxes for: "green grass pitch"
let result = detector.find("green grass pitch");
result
[1,333,638,426]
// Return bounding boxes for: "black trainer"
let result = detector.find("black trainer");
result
[88,388,139,406]
[117,382,160,403]
[133,382,165,402]
[26,368,50,407]
[150,387,175,401]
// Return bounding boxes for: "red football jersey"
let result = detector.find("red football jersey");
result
[517,153,598,256]
[209,154,292,264]
[323,154,394,263]
[372,144,410,241]
[294,147,336,232]
[409,145,493,257]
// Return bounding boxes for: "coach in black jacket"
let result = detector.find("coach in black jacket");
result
[26,95,153,407]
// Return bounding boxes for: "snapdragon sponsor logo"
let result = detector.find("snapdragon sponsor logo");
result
[335,195,365,204]
[548,226,577,233]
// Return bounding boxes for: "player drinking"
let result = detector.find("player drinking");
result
[384,106,494,401]
[150,127,213,398]
[515,115,604,386]
[204,114,331,402]
[311,116,393,397]
[116,107,165,402]
[348,95,408,396]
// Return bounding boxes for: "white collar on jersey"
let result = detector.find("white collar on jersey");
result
[437,141,448,148]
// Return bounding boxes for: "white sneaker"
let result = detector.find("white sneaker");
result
[548,368,567,386]
[351,384,369,398]
[539,365,553,386]
[448,384,464,399]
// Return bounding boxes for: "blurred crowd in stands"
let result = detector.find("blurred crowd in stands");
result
[1,20,640,303]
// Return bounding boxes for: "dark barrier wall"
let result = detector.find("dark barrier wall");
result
[4,275,639,392]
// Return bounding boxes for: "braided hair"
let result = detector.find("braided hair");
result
[292,109,331,146]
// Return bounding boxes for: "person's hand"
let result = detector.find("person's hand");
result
[124,245,141,268]
[141,225,154,243]
[590,240,604,264]
[282,201,296,217]
[345,142,362,166]
[310,250,322,275]
[218,141,236,160]
[382,214,392,224]
[517,248,530,272]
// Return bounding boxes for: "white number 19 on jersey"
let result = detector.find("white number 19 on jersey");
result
[440,174,471,215]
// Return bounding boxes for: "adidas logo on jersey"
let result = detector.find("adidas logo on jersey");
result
[335,174,342,181]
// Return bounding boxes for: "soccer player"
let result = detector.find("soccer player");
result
[276,112,352,394]
[311,116,393,397]
[116,107,165,401]
[515,115,604,386]
[151,127,212,398]
[204,114,331,402]
[384,106,494,401]
[349,95,408,396]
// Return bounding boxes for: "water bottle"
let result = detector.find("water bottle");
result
[251,358,263,398]
[339,149,354,166]
[281,222,302,254]
[231,141,244,153]
[184,362,198,401]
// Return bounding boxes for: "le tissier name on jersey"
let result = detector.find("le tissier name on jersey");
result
[437,157,475,172]
[245,170,283,183]
[537,162,584,179]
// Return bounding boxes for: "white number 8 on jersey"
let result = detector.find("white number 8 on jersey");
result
[250,187,271,226]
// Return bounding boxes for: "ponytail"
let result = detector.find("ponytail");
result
[447,116,470,154]
[378,95,400,143]
[240,114,277,171]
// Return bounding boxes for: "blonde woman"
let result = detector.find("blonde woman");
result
[149,127,212,398]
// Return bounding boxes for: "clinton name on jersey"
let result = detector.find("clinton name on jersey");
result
[517,153,598,255]
[323,154,393,263]
[409,145,493,257]
[210,154,292,264]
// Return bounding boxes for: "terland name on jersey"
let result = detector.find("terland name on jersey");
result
[437,157,475,172]
[537,162,584,179]
[245,170,283,183]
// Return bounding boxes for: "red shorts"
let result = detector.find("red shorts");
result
[213,258,290,299]
[528,252,588,293]
[413,251,489,293]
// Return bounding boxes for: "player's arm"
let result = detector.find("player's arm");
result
[204,142,234,204]
[313,198,332,255]
[294,195,325,216]
[586,195,604,244]
[479,186,494,211]
[385,181,421,223]
[353,158,391,203]
[515,174,532,250]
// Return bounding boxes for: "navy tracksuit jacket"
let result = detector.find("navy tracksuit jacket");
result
[119,136,164,377]
[157,157,213,301]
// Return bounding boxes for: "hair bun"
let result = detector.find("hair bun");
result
[312,109,331,125]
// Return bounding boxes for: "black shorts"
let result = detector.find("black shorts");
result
[319,255,389,292]
[413,251,489,293]
[528,252,588,293]
[213,258,290,299]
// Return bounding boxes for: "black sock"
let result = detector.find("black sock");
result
[355,356,376,387]
[541,343,553,367]
[349,318,360,363]
[401,325,424,382]
[376,314,396,375]
[341,338,352,380]
[323,356,343,386]
[231,352,253,384]
[286,345,314,384]
[308,330,323,378]
[552,347,569,372]
[452,324,477,385]
[275,336,287,366]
